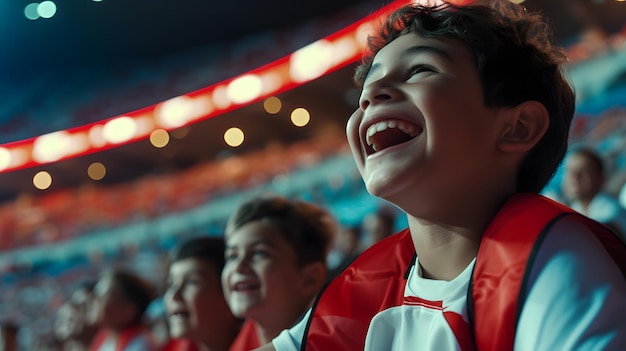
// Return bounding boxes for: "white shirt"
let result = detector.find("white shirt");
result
[273,216,626,350]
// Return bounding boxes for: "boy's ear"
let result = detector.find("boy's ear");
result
[497,100,549,153]
[298,262,326,295]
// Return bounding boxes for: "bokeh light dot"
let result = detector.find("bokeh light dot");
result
[24,3,40,20]
[38,1,57,19]
[264,96,282,114]
[291,108,311,127]
[150,129,170,148]
[87,162,106,180]
[224,127,244,147]
[33,171,52,190]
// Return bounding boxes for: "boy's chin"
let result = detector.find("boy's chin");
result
[365,181,402,202]
[168,327,189,339]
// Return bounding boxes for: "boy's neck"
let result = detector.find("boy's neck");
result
[406,193,508,281]
[408,219,481,281]
[254,302,309,344]
[198,320,240,351]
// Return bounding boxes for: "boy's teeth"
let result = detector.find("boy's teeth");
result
[234,282,259,291]
[365,120,420,149]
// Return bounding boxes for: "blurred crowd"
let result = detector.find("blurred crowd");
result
[0,128,408,350]
[0,134,349,253]
[0,195,402,351]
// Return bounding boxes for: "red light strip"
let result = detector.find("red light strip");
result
[0,0,472,174]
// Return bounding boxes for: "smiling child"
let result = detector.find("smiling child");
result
[256,1,626,350]
[221,196,336,350]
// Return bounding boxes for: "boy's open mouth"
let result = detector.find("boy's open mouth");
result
[365,119,422,154]
[233,281,261,292]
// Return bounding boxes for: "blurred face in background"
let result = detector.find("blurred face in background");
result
[361,213,393,247]
[562,152,604,204]
[90,275,137,331]
[54,302,80,341]
[164,257,235,343]
[56,286,97,341]
[335,227,360,256]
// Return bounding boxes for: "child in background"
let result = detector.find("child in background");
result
[561,147,626,240]
[89,268,157,351]
[326,225,362,280]
[162,236,241,351]
[221,196,335,350]
[360,205,398,249]
[54,280,98,351]
[258,1,626,350]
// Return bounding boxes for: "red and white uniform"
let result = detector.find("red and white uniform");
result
[273,194,626,351]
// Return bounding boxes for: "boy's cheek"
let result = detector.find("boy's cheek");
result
[345,109,363,135]
[346,110,366,165]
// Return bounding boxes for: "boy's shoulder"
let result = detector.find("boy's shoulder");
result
[477,193,616,262]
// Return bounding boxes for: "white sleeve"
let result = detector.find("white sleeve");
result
[272,308,311,351]
[516,216,626,350]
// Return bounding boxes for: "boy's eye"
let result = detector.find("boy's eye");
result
[251,249,269,258]
[166,277,200,293]
[407,64,436,79]
[225,252,237,262]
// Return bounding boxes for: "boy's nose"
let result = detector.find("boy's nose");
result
[359,83,400,110]
[233,256,252,274]
[168,284,184,301]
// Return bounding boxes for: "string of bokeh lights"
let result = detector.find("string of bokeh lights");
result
[12,0,477,191]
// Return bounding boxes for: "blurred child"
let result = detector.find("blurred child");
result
[326,225,362,280]
[360,205,398,249]
[54,280,98,351]
[257,1,626,350]
[561,147,626,239]
[162,236,241,351]
[89,268,157,351]
[221,196,335,350]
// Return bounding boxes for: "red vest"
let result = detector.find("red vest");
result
[160,338,199,351]
[89,325,148,351]
[303,194,626,351]
[228,320,261,351]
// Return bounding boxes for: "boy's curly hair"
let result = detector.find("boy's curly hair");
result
[355,0,575,193]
